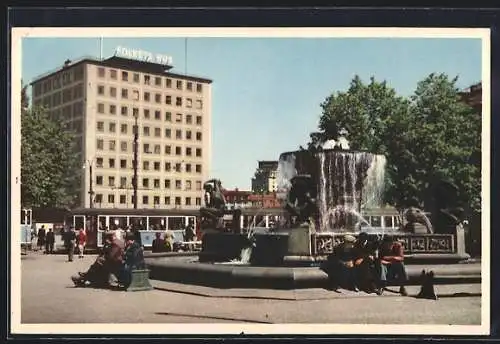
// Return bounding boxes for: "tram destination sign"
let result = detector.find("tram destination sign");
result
[114,46,173,66]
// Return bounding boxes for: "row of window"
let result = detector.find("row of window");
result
[34,83,84,107]
[94,194,202,206]
[96,103,204,125]
[96,121,203,140]
[33,65,85,96]
[94,158,203,173]
[96,139,204,158]
[96,85,204,109]
[97,67,204,93]
[95,176,203,190]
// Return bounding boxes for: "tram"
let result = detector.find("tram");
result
[68,208,199,248]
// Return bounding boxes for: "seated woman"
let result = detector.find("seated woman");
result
[352,232,378,293]
[71,232,123,288]
[325,234,358,292]
[117,232,147,289]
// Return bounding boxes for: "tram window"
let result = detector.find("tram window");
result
[371,216,381,227]
[169,217,184,230]
[98,216,106,230]
[383,216,394,228]
[74,216,85,230]
[395,216,401,227]
[109,217,127,230]
[149,217,163,230]
[130,217,147,230]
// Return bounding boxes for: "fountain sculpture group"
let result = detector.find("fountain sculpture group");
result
[199,134,470,266]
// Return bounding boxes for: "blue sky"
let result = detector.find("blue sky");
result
[21,37,482,189]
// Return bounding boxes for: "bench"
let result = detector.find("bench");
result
[125,269,154,292]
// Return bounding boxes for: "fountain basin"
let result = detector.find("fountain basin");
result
[146,256,481,290]
[199,230,470,267]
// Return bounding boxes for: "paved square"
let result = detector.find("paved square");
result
[20,253,481,325]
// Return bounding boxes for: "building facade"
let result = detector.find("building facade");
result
[459,82,482,114]
[31,54,212,210]
[222,188,253,208]
[251,160,279,193]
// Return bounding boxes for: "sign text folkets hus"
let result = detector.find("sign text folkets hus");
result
[114,46,173,66]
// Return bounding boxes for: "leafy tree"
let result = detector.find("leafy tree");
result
[408,73,481,213]
[315,75,408,154]
[312,74,481,214]
[21,83,81,208]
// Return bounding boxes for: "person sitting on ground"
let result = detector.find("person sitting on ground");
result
[151,232,165,253]
[326,234,359,292]
[352,232,378,293]
[117,232,147,289]
[376,236,408,296]
[71,232,124,288]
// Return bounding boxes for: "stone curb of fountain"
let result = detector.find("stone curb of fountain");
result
[150,280,481,301]
[146,259,481,290]
[144,252,199,258]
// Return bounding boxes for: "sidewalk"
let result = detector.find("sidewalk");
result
[19,253,481,325]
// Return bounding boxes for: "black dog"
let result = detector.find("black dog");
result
[416,269,438,300]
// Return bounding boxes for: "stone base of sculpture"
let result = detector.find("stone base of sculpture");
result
[200,222,470,266]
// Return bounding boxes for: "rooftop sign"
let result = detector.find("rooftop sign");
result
[114,46,173,66]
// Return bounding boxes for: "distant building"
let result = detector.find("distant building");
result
[459,82,482,114]
[248,192,281,208]
[222,188,253,208]
[251,160,279,193]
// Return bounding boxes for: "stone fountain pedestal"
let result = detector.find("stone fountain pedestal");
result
[199,221,470,267]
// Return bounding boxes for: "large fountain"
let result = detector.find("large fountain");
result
[145,133,475,290]
[197,133,470,267]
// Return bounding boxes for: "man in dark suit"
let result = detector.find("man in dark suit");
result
[63,227,77,262]
[45,228,55,254]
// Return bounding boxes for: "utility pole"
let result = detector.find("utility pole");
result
[86,160,95,209]
[132,90,139,209]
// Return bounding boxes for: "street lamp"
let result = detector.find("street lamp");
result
[132,90,140,209]
[82,159,95,208]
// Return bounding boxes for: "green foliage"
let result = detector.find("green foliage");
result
[21,84,81,208]
[313,73,481,213]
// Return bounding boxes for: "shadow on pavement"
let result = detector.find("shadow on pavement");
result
[155,312,273,324]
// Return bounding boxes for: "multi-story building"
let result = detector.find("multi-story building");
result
[251,160,279,193]
[459,82,482,114]
[30,52,212,209]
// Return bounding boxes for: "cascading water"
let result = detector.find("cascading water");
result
[276,153,297,201]
[277,146,387,233]
[363,155,387,208]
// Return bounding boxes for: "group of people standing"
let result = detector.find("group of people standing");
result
[71,230,145,290]
[31,225,87,260]
[325,232,409,296]
[151,223,197,253]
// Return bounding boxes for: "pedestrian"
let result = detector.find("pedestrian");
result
[45,228,55,254]
[31,229,38,252]
[64,227,77,262]
[77,229,87,258]
[37,225,46,252]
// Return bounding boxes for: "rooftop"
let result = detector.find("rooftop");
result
[30,54,213,85]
